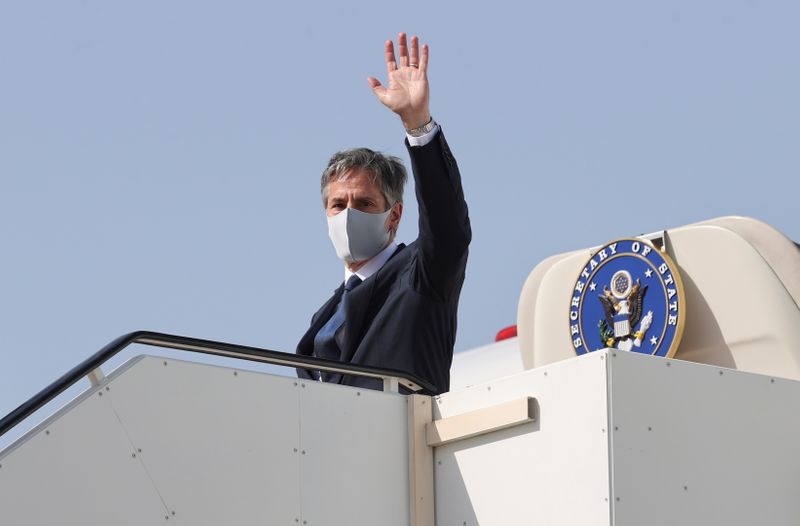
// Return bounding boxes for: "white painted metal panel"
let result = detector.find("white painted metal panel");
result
[1,356,414,525]
[107,356,302,526]
[434,352,611,525]
[0,380,171,525]
[298,380,410,526]
[608,351,800,525]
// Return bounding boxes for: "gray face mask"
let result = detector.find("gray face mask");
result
[327,207,392,263]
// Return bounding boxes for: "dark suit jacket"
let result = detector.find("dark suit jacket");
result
[296,129,470,395]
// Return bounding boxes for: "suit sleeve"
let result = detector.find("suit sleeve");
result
[406,128,471,299]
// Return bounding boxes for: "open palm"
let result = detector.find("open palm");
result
[368,33,431,130]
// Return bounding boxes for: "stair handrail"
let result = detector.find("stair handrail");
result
[0,330,436,438]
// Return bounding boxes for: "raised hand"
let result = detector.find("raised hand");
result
[367,33,431,131]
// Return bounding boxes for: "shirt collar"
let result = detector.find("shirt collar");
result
[344,242,398,284]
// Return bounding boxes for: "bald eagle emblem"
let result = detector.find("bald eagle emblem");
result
[597,270,653,351]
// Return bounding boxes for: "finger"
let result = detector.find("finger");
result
[397,32,409,67]
[409,35,420,67]
[385,40,397,74]
[368,80,389,104]
[419,43,429,72]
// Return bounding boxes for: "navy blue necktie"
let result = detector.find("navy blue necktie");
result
[313,274,362,382]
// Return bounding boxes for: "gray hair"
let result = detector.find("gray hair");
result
[320,148,407,208]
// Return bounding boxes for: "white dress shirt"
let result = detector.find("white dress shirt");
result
[344,241,398,283]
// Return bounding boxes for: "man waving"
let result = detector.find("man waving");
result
[296,33,470,395]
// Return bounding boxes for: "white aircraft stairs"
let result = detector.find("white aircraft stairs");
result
[1,215,799,525]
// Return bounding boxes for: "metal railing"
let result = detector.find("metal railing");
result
[0,331,435,438]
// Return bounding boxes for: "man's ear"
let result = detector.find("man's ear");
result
[387,202,403,235]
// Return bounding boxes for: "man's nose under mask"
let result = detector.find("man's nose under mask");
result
[327,207,392,263]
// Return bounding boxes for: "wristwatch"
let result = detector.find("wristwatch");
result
[406,117,437,137]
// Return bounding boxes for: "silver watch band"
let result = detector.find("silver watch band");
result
[406,117,436,137]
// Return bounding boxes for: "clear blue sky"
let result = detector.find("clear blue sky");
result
[1,1,798,445]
